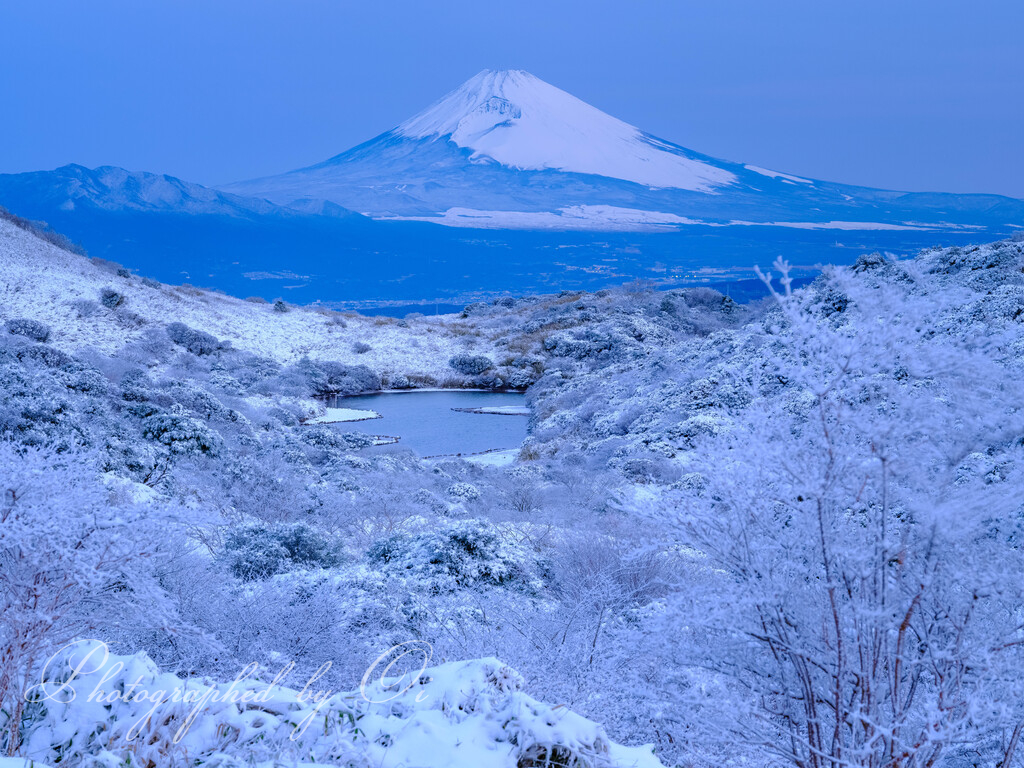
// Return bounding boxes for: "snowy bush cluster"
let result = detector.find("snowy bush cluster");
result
[5,215,1024,767]
[4,318,50,343]
[11,640,660,768]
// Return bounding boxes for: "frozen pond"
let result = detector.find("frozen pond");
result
[330,391,529,457]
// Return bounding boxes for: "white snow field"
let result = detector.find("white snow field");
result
[397,69,736,191]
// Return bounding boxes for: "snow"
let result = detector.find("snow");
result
[380,204,708,231]
[743,164,814,184]
[463,448,520,466]
[398,70,737,191]
[305,407,381,424]
[26,164,284,217]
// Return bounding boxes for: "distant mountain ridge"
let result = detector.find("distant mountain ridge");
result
[0,164,361,220]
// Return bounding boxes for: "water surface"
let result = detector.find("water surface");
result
[334,391,528,457]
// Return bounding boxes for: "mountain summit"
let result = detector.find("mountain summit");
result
[393,69,735,191]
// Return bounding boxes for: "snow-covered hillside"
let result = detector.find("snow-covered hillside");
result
[0,216,498,380]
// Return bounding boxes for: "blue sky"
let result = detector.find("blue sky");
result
[2,0,1022,197]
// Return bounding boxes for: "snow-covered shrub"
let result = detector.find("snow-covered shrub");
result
[388,373,412,389]
[0,357,83,448]
[543,330,614,359]
[852,250,887,272]
[69,298,100,318]
[292,358,381,397]
[14,642,659,768]
[301,425,374,457]
[665,413,726,450]
[228,352,281,390]
[142,409,221,455]
[505,367,537,389]
[368,518,541,590]
[412,487,450,515]
[166,321,222,356]
[272,298,289,312]
[679,286,738,314]
[449,353,493,375]
[615,455,681,484]
[353,341,372,354]
[99,286,125,309]
[165,381,234,421]
[446,481,481,501]
[222,522,344,580]
[4,318,50,342]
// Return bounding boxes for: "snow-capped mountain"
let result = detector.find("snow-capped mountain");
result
[223,69,1024,233]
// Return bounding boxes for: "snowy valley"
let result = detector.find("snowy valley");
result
[5,203,1024,766]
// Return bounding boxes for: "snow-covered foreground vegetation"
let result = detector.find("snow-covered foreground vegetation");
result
[3,209,1024,767]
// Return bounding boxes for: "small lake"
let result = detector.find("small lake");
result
[331,391,529,457]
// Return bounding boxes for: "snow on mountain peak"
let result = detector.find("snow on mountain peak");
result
[397,69,736,191]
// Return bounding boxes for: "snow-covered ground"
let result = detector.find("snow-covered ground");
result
[383,205,960,233]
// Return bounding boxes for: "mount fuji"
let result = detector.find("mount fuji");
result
[223,69,1023,234]
[1,69,1021,307]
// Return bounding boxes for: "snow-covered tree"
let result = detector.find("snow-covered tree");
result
[0,443,172,755]
[669,260,1024,767]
